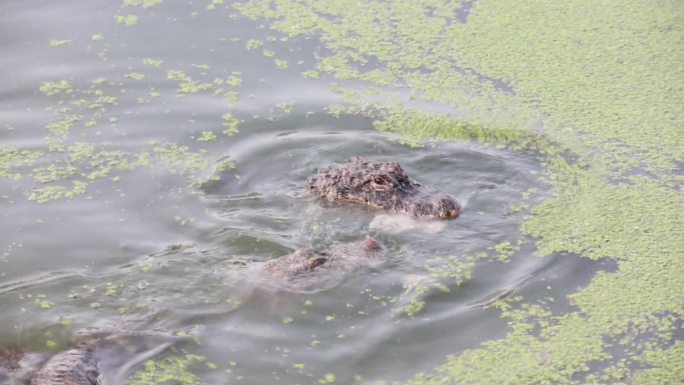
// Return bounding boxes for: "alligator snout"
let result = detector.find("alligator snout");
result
[410,192,461,219]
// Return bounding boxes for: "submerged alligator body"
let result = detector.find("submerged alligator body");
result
[0,333,176,385]
[1,344,103,385]
[263,237,385,292]
[307,157,461,219]
[29,348,100,385]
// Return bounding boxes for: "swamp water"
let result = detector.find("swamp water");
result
[1,1,672,384]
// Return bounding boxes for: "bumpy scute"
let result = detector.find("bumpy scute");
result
[307,157,460,219]
[30,349,100,385]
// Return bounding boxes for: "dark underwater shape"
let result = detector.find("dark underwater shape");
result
[264,237,386,292]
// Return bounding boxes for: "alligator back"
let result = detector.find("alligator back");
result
[30,348,100,385]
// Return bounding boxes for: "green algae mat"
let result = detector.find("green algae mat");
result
[232,1,684,384]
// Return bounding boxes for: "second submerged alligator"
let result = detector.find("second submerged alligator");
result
[263,237,386,292]
[307,157,461,219]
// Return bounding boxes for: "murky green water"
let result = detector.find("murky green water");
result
[1,1,679,384]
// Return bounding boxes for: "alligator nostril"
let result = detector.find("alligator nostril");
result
[361,237,383,253]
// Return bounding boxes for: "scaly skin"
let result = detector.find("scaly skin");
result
[307,157,461,219]
[0,347,99,385]
[264,237,386,291]
[1,332,178,385]
[30,349,100,385]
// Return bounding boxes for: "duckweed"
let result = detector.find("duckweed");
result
[301,70,319,79]
[0,148,44,180]
[221,112,240,136]
[49,40,72,47]
[123,0,163,8]
[125,72,145,80]
[39,80,74,96]
[207,0,225,11]
[168,70,214,94]
[196,131,218,142]
[274,59,289,69]
[225,72,243,87]
[143,58,164,67]
[275,102,294,114]
[245,39,264,50]
[115,14,139,26]
[232,0,684,383]
[128,354,207,385]
[28,181,88,203]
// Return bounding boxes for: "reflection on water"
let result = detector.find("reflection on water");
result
[369,213,447,234]
[0,0,612,383]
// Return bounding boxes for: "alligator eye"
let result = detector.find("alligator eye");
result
[308,257,327,270]
[370,176,392,191]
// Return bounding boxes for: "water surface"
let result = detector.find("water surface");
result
[0,1,618,383]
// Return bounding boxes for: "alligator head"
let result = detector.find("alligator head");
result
[307,157,461,219]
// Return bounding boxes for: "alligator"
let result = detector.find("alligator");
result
[262,237,386,292]
[307,156,461,219]
[0,346,98,385]
[0,332,177,385]
[30,348,100,385]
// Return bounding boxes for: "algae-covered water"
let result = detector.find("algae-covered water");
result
[1,1,682,384]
